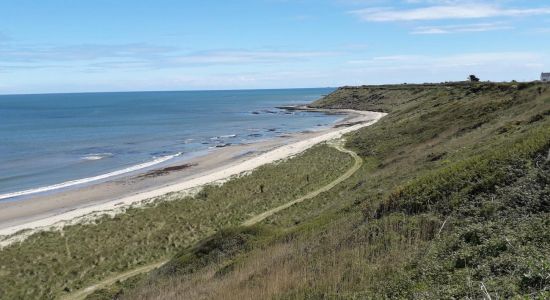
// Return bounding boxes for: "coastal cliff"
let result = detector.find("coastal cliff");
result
[1,82,549,299]
[116,82,550,299]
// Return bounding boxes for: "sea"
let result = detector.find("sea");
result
[0,88,340,200]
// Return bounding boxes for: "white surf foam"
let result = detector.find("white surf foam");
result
[220,134,237,138]
[81,153,113,161]
[0,152,182,201]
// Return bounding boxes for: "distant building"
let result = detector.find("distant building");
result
[542,73,550,82]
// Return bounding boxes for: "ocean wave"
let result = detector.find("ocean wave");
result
[210,134,237,140]
[0,152,182,201]
[81,153,113,161]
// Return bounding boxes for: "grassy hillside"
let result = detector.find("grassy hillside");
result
[112,82,549,299]
[0,145,353,299]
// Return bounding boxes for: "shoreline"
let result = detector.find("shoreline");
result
[0,107,345,203]
[0,109,386,245]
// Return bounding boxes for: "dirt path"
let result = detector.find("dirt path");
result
[60,261,166,300]
[242,140,361,226]
[61,140,361,300]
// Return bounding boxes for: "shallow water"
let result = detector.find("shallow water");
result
[0,88,338,199]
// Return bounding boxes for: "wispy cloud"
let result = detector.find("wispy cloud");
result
[0,42,337,71]
[344,51,548,83]
[348,52,543,69]
[167,50,335,65]
[351,4,550,21]
[0,43,175,62]
[411,22,512,34]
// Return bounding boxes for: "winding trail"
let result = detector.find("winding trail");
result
[61,261,166,300]
[62,141,362,300]
[242,140,362,226]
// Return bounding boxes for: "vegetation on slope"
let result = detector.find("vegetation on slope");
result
[115,82,549,299]
[0,145,353,299]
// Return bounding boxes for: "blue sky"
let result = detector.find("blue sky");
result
[1,0,549,94]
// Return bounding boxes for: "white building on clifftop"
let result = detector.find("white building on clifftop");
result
[542,73,550,82]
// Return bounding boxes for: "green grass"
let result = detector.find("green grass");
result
[114,82,550,299]
[0,144,354,299]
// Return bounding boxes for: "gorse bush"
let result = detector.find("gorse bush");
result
[378,126,550,217]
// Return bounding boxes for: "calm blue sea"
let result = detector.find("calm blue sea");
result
[0,88,338,200]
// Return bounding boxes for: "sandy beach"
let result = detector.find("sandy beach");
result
[0,108,385,244]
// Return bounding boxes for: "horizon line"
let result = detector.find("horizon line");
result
[1,78,545,96]
[0,86,338,97]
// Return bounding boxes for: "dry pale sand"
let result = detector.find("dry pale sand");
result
[0,109,385,246]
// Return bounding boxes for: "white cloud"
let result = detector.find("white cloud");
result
[0,43,175,62]
[411,22,512,34]
[351,4,550,21]
[344,51,548,84]
[0,42,337,71]
[347,52,546,80]
[350,51,542,66]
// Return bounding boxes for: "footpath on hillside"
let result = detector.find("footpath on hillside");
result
[63,139,362,300]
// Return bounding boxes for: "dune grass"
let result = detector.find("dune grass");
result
[116,82,550,299]
[0,144,354,299]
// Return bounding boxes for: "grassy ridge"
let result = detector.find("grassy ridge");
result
[0,145,354,299]
[119,82,550,299]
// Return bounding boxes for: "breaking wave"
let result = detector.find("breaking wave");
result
[0,152,182,201]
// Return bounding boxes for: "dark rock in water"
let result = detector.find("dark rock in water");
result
[275,105,306,111]
[261,109,277,114]
[215,143,232,148]
[267,128,277,132]
[201,142,210,145]
[248,133,263,138]
[333,121,365,128]
[251,111,260,115]
[138,163,198,178]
